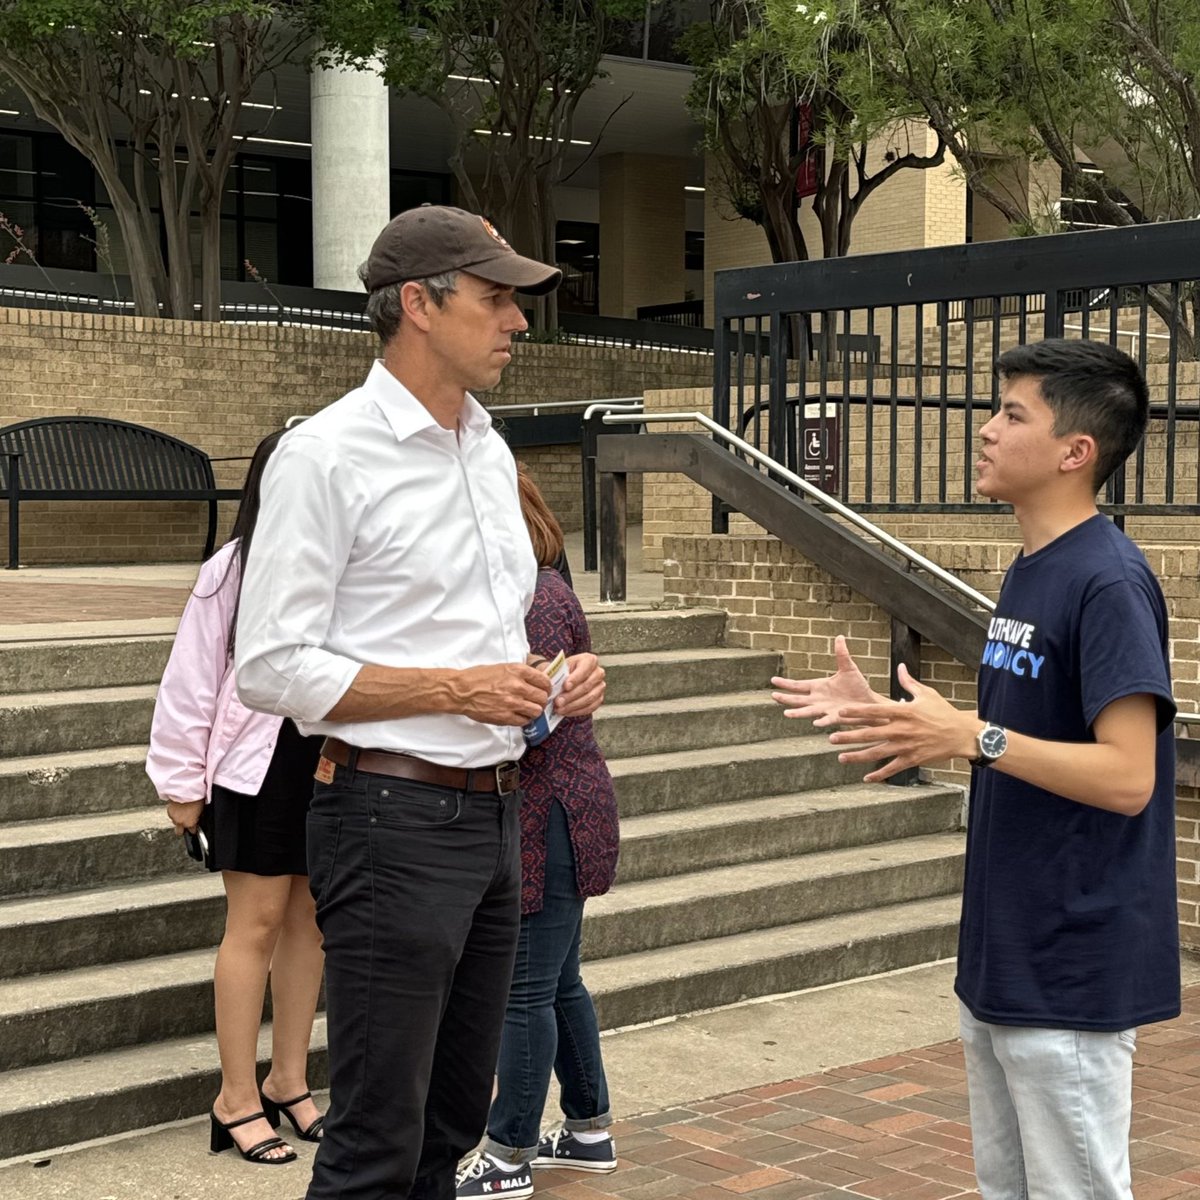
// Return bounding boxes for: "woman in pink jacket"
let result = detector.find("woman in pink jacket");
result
[146,430,324,1166]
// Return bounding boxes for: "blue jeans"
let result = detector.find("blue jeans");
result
[484,801,612,1163]
[959,1001,1137,1200]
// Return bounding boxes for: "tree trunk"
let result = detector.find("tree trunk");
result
[106,189,165,318]
[198,191,223,322]
[758,185,807,265]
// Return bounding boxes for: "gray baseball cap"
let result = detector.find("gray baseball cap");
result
[364,205,562,295]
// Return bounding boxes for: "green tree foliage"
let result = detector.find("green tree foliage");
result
[682,0,945,267]
[847,0,1200,228]
[0,1,310,318]
[822,0,1200,349]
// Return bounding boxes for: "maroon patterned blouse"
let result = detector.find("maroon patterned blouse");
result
[519,568,620,915]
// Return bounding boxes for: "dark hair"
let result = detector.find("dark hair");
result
[993,338,1149,490]
[354,264,459,344]
[196,428,286,650]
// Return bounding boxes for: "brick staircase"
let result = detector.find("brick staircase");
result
[0,606,965,1159]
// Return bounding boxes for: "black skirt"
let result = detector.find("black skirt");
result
[202,720,323,876]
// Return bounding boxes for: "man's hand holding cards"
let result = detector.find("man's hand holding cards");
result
[523,651,569,746]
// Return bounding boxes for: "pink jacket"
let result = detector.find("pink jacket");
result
[145,541,284,803]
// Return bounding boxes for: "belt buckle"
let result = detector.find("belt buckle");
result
[495,762,519,795]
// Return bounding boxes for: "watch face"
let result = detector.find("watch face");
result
[980,725,1007,759]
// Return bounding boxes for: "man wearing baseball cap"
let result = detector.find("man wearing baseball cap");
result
[235,206,606,1199]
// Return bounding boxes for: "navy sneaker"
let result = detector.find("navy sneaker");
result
[455,1152,534,1199]
[532,1127,617,1172]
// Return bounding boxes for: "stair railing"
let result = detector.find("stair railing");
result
[602,409,994,612]
[598,410,1200,748]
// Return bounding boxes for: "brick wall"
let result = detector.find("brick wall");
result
[514,443,644,536]
[599,153,688,318]
[662,531,1200,951]
[0,307,709,563]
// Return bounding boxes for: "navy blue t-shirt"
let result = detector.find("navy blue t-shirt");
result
[954,514,1179,1031]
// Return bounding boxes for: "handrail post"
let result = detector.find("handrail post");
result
[599,467,627,603]
[581,410,599,572]
[5,450,21,569]
[889,614,921,786]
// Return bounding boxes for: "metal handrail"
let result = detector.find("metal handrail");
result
[489,397,642,417]
[608,411,1200,730]
[603,409,998,612]
[583,399,644,422]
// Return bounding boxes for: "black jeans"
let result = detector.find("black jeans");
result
[303,761,521,1200]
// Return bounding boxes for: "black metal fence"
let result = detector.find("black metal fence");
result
[712,221,1200,522]
[0,263,713,353]
[636,300,705,327]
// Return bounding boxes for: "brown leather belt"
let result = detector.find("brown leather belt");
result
[319,737,520,796]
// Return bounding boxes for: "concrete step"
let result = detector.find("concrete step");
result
[0,833,961,1070]
[0,745,157,824]
[1,685,156,758]
[0,1015,330,1162]
[604,646,779,703]
[0,888,961,1157]
[593,691,791,759]
[587,893,962,1031]
[587,609,725,655]
[0,782,959,977]
[0,637,172,697]
[0,809,193,899]
[588,833,964,960]
[0,875,225,979]
[0,948,218,1071]
[0,626,747,762]
[608,736,865,817]
[615,782,963,883]
[0,611,723,703]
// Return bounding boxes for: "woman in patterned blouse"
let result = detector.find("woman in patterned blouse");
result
[456,466,621,1200]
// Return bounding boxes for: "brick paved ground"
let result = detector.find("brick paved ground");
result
[533,985,1200,1200]
[0,579,189,624]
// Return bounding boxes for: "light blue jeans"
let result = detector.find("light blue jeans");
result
[959,1001,1137,1200]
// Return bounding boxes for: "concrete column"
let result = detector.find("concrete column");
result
[599,153,687,318]
[310,57,390,292]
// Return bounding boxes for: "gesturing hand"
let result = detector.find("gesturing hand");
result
[457,662,553,726]
[770,635,884,728]
[829,663,980,782]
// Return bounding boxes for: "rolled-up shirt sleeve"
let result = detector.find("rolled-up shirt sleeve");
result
[235,432,366,721]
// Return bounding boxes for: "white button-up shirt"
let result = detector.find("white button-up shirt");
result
[235,359,536,767]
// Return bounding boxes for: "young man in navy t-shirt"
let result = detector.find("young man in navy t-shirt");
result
[772,338,1179,1199]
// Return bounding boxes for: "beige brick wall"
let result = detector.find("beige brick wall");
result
[599,154,688,318]
[663,531,1200,951]
[516,443,643,536]
[0,307,709,563]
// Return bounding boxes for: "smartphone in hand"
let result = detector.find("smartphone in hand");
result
[182,826,212,869]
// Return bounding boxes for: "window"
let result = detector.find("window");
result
[554,220,599,314]
[0,131,97,270]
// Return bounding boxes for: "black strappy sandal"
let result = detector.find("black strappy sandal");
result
[210,1109,298,1164]
[260,1088,325,1142]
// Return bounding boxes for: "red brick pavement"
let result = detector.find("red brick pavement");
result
[0,579,189,625]
[533,985,1200,1199]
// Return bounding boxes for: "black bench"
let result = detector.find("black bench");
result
[0,416,242,570]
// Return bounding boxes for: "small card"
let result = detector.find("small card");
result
[314,756,336,784]
[523,651,569,747]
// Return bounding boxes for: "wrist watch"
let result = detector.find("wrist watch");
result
[970,723,1008,768]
